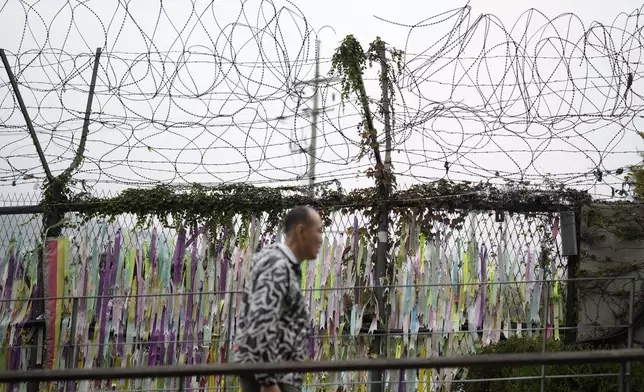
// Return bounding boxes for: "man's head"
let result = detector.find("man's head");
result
[283,206,323,262]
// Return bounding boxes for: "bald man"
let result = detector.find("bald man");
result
[233,206,323,392]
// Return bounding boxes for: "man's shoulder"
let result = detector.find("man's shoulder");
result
[252,244,290,271]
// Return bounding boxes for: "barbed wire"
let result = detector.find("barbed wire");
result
[0,1,642,199]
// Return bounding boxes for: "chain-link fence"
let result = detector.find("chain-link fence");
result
[0,190,604,391]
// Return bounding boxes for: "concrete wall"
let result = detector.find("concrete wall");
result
[578,203,644,343]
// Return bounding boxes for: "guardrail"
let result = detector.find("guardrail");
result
[1,349,642,392]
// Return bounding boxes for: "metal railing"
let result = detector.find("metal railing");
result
[0,349,642,391]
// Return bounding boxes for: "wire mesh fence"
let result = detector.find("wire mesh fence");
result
[1,191,642,391]
[0,189,588,390]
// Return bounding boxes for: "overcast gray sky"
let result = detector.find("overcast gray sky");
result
[0,0,642,200]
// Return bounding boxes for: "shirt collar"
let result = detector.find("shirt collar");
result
[274,242,299,266]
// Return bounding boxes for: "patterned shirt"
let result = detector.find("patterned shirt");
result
[233,243,311,387]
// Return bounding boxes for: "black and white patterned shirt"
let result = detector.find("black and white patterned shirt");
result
[233,243,311,387]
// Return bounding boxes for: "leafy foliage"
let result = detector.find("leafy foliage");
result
[625,132,644,200]
[55,179,591,237]
[458,336,644,392]
[329,35,382,163]
[329,35,401,191]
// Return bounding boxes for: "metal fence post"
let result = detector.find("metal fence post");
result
[540,279,550,392]
[178,376,185,392]
[64,297,79,392]
[70,297,79,368]
[626,278,635,392]
[563,210,581,345]
[225,278,235,392]
[619,362,626,392]
[371,40,394,392]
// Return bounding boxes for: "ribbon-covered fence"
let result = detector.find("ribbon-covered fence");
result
[0,199,567,392]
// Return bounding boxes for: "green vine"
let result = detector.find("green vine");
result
[329,35,379,161]
[54,179,591,232]
[626,166,644,200]
[577,203,644,343]
[329,34,405,258]
[369,37,403,131]
[624,131,644,200]
[582,202,644,243]
[41,173,79,236]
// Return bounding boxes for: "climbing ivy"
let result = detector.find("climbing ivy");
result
[41,173,81,236]
[627,166,644,200]
[625,131,644,200]
[329,35,380,161]
[60,179,592,233]
[329,36,401,186]
[583,202,644,243]
[328,34,405,263]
